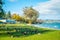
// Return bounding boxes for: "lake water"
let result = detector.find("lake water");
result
[32,22,60,29]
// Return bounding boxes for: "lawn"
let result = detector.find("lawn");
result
[0,30,60,40]
[0,24,60,40]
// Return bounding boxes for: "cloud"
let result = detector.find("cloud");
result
[33,0,60,20]
[33,0,60,14]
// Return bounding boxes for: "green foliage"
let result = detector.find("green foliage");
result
[0,0,5,18]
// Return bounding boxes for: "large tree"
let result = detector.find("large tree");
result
[0,0,5,18]
[23,7,39,24]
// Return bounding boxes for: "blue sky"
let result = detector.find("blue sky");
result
[3,0,60,20]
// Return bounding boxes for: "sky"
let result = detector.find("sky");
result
[3,0,60,20]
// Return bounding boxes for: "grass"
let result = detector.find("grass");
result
[0,30,60,40]
[0,24,60,40]
[0,24,27,27]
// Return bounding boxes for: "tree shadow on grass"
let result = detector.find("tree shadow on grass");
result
[0,27,55,37]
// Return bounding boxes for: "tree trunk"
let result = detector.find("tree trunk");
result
[28,20,32,24]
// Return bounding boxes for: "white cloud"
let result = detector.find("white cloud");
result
[33,0,60,14]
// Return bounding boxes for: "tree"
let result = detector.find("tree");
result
[7,11,11,19]
[23,7,39,24]
[12,14,22,21]
[0,0,5,18]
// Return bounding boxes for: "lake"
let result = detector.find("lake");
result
[32,22,60,29]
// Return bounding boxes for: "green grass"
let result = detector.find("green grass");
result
[0,24,27,27]
[0,30,60,40]
[0,24,60,40]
